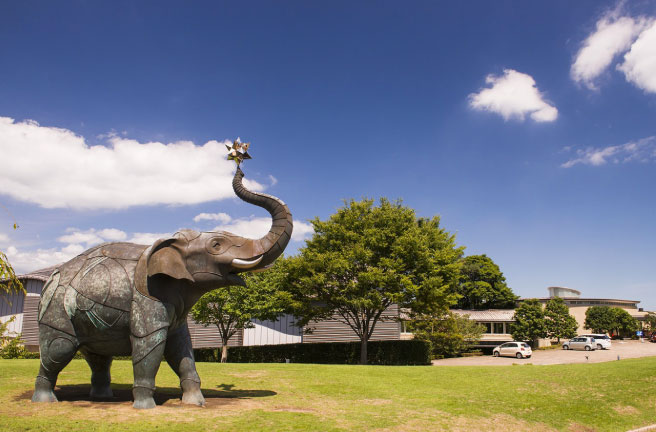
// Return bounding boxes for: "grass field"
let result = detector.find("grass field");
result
[2,357,656,431]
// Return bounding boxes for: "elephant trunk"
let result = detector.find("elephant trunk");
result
[232,167,293,269]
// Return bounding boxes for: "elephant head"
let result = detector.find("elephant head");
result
[145,166,293,289]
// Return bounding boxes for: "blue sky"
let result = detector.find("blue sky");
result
[1,1,655,309]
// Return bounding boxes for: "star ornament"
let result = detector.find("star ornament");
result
[226,139,252,166]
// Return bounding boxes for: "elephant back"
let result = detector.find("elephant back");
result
[38,243,148,334]
[71,257,133,311]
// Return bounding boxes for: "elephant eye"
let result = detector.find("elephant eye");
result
[206,236,230,255]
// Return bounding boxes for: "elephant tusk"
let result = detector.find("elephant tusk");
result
[231,256,263,269]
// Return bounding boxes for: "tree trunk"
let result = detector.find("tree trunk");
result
[221,344,228,363]
[360,337,368,365]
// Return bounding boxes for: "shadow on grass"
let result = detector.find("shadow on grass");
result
[17,383,276,407]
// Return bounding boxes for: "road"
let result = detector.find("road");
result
[432,340,656,366]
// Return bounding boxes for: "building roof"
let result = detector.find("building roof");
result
[529,297,640,305]
[451,309,515,321]
[16,265,59,282]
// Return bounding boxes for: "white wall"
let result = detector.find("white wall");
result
[242,315,302,346]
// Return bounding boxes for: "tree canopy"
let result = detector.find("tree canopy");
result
[453,254,517,309]
[544,297,578,342]
[511,298,547,347]
[283,198,464,364]
[645,312,656,331]
[584,306,639,336]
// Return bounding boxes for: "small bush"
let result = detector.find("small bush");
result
[0,335,38,359]
[193,340,432,365]
[194,348,219,362]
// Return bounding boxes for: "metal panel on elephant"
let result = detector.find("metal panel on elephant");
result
[73,257,132,312]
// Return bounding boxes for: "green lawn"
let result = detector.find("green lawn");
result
[2,357,656,431]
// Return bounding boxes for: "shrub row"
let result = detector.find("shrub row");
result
[0,337,39,359]
[194,340,432,365]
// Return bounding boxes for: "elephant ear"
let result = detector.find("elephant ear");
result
[146,237,194,282]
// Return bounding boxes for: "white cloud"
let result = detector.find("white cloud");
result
[0,233,9,245]
[193,212,232,223]
[0,117,265,210]
[213,217,314,242]
[571,15,648,89]
[57,227,128,246]
[561,136,656,168]
[127,232,171,245]
[571,8,656,93]
[97,228,128,241]
[6,244,84,274]
[290,221,314,242]
[5,227,171,274]
[468,69,558,122]
[617,20,656,93]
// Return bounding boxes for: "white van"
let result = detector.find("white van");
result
[581,334,612,350]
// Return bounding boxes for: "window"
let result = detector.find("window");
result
[493,323,504,334]
[484,323,492,333]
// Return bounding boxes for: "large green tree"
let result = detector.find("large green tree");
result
[612,308,639,336]
[454,254,517,309]
[511,299,547,347]
[544,297,578,343]
[190,266,291,363]
[284,198,464,364]
[644,312,656,331]
[584,306,639,336]
[584,306,615,334]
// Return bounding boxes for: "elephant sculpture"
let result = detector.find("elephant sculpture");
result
[31,167,292,409]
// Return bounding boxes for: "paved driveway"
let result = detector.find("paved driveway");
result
[432,340,656,366]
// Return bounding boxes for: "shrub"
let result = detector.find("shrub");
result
[410,312,484,358]
[194,340,432,365]
[0,335,39,359]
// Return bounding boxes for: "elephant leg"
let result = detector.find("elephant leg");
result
[32,326,78,403]
[164,324,205,406]
[84,352,113,398]
[130,329,167,409]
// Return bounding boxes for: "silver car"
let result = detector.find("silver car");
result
[493,342,532,359]
[562,336,596,351]
[581,334,612,350]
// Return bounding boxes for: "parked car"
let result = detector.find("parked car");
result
[581,334,612,350]
[493,342,532,359]
[562,336,596,351]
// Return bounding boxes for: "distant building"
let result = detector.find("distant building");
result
[450,286,652,348]
[534,286,649,334]
[0,266,56,351]
[451,309,515,348]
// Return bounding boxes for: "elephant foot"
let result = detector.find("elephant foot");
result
[181,390,206,406]
[32,377,58,403]
[31,389,58,403]
[181,379,205,407]
[132,387,156,409]
[90,385,113,399]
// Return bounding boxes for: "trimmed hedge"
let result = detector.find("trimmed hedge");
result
[194,340,432,365]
